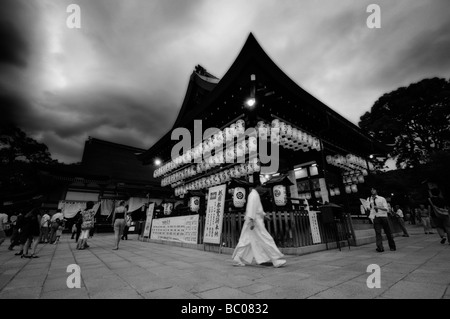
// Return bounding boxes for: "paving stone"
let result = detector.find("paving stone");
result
[0,286,42,299]
[143,286,200,299]
[381,281,447,299]
[196,287,254,299]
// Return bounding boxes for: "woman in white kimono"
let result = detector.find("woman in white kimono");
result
[232,185,286,268]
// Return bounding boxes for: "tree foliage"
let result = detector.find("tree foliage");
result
[359,77,450,168]
[0,125,56,164]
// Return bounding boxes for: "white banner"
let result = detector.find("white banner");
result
[150,214,199,244]
[143,203,155,238]
[203,184,227,244]
[308,210,322,244]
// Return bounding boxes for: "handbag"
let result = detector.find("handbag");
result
[428,198,449,216]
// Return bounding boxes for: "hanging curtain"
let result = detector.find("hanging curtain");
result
[59,201,86,219]
[128,197,148,212]
[100,199,115,216]
[58,201,101,219]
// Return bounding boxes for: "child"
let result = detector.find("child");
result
[54,219,64,244]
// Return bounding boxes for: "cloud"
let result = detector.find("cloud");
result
[1,0,450,163]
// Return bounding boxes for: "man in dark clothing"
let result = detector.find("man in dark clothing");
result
[8,212,24,251]
[428,188,450,244]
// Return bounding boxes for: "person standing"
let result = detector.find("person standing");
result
[21,208,41,258]
[393,205,409,237]
[39,211,50,243]
[75,211,82,242]
[367,187,396,252]
[428,188,450,244]
[76,202,96,250]
[418,204,433,234]
[111,200,127,250]
[121,212,132,240]
[71,223,77,239]
[232,182,286,268]
[9,212,24,252]
[0,211,8,247]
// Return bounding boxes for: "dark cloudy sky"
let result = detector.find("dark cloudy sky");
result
[2,0,450,163]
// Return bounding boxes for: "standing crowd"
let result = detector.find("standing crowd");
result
[0,199,136,257]
[366,186,450,253]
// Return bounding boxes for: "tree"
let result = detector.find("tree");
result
[0,125,56,164]
[359,77,450,169]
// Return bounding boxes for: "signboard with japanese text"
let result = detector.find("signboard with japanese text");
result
[203,184,227,244]
[150,214,199,244]
[308,210,322,244]
[143,203,154,238]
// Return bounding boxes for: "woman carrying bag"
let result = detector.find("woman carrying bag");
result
[76,202,95,250]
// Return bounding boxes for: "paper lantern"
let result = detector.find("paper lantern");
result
[314,191,321,198]
[334,188,341,196]
[249,136,257,153]
[351,184,358,193]
[330,189,335,196]
[164,203,173,216]
[358,175,365,183]
[273,185,287,206]
[362,169,368,176]
[189,196,200,212]
[345,185,351,194]
[233,187,246,208]
[236,119,245,136]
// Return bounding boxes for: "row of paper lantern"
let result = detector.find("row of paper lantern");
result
[345,184,359,194]
[342,174,365,185]
[174,160,261,196]
[161,139,261,187]
[326,154,374,172]
[154,119,247,178]
[155,117,323,179]
[258,119,321,151]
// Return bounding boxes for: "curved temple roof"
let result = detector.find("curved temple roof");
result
[139,33,388,166]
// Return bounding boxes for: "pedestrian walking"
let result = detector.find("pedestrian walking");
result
[49,218,60,244]
[121,212,132,240]
[232,181,286,268]
[9,212,24,252]
[75,210,82,242]
[112,200,127,250]
[53,220,64,244]
[39,211,50,243]
[367,187,396,252]
[71,223,77,239]
[393,205,409,237]
[428,188,450,244]
[0,211,8,247]
[76,202,96,250]
[21,208,41,258]
[417,204,433,234]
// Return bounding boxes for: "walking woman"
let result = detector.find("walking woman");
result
[21,208,41,258]
[232,182,286,268]
[76,202,96,250]
[112,200,127,250]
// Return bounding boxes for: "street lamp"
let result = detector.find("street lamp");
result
[154,158,162,166]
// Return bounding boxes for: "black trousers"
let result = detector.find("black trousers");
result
[373,217,396,250]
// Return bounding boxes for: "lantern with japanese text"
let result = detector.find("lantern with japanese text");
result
[189,196,200,212]
[233,187,246,208]
[273,185,287,206]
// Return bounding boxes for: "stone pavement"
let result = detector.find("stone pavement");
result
[0,225,449,299]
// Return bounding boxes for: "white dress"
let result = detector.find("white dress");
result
[232,189,284,264]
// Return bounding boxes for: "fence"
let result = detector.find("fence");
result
[197,209,354,249]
